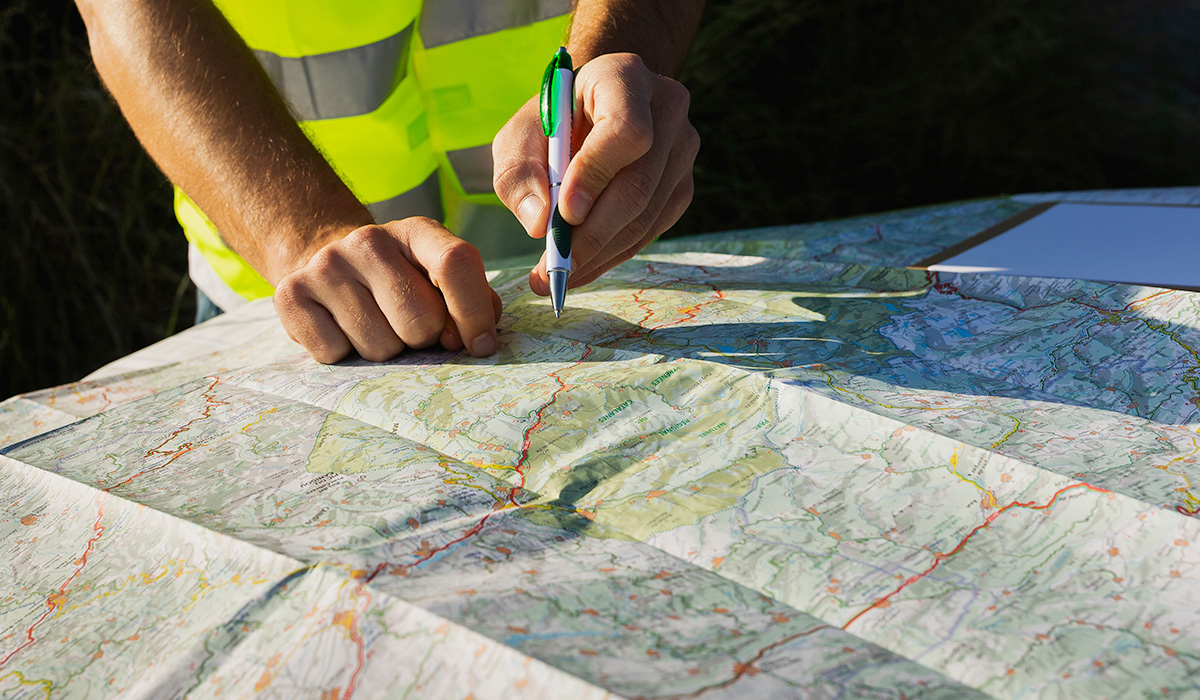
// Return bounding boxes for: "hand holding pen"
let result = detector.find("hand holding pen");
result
[492,51,700,310]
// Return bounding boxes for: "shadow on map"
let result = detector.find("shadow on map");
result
[485,258,1198,427]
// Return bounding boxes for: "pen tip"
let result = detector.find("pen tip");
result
[554,308,562,319]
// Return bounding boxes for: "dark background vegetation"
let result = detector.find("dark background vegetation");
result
[3,0,1200,398]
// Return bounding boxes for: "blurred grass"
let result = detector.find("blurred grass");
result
[1,1,190,398]
[676,0,1200,234]
[3,0,1200,398]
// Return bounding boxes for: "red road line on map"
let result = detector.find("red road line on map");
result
[376,516,494,582]
[363,346,601,610]
[0,497,106,669]
[370,347,598,580]
[509,346,596,502]
[651,282,724,331]
[623,270,725,340]
[841,482,1110,631]
[659,625,829,700]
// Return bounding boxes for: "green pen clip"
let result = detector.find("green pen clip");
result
[540,47,573,137]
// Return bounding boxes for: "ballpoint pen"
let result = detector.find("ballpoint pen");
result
[540,47,573,318]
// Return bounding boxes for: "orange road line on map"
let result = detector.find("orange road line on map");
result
[0,496,106,669]
[143,377,227,457]
[342,584,372,700]
[107,381,229,489]
[624,271,725,340]
[108,377,243,492]
[1153,442,1200,515]
[841,482,1110,631]
[254,573,346,694]
[1122,290,1173,312]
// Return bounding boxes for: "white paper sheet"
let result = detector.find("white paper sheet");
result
[929,202,1200,289]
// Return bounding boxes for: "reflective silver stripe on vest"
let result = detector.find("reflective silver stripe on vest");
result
[419,0,572,49]
[254,25,413,121]
[367,172,444,223]
[445,144,495,196]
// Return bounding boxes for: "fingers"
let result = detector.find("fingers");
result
[340,227,448,349]
[574,171,695,288]
[274,279,353,363]
[275,219,501,364]
[521,53,697,296]
[528,171,695,296]
[393,219,501,358]
[493,97,550,237]
[571,123,698,286]
[527,86,697,296]
[438,290,504,351]
[559,54,656,225]
[276,238,418,363]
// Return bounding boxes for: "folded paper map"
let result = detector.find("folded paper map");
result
[1,197,1197,699]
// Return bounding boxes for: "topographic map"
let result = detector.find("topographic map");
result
[1,197,1198,698]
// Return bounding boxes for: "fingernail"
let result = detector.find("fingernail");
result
[566,191,593,221]
[470,332,496,356]
[517,194,544,234]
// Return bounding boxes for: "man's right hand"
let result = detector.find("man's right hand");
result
[273,218,503,364]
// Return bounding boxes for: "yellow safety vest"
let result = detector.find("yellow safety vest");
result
[179,0,572,306]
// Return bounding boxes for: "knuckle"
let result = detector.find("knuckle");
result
[662,78,691,109]
[350,226,389,253]
[492,157,541,203]
[613,52,647,74]
[308,246,343,276]
[683,125,701,160]
[273,276,306,311]
[402,216,441,233]
[680,173,696,204]
[617,116,654,157]
[359,338,404,363]
[621,169,657,211]
[433,239,483,277]
[401,312,443,349]
[310,341,348,365]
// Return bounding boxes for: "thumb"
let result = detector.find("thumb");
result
[492,97,550,237]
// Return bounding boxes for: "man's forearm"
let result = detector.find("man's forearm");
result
[567,0,705,77]
[77,0,372,284]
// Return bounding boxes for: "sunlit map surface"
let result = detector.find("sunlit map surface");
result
[2,196,1197,699]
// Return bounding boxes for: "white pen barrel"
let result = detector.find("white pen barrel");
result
[547,67,573,189]
[546,66,573,272]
